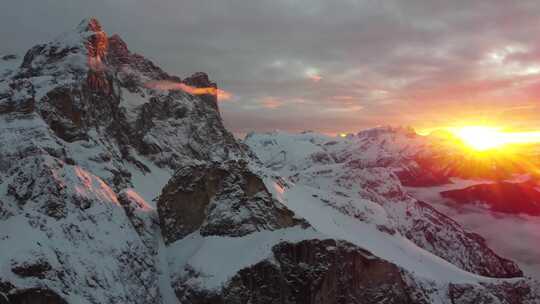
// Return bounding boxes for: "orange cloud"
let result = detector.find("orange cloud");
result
[331,95,355,101]
[261,97,283,109]
[144,80,232,101]
[216,89,232,101]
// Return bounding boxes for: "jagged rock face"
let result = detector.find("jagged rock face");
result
[6,288,67,304]
[402,201,523,278]
[227,240,420,304]
[183,72,219,111]
[449,281,539,304]
[0,155,160,304]
[83,17,110,93]
[342,167,523,279]
[0,17,248,304]
[344,168,522,278]
[335,165,522,278]
[175,238,538,304]
[0,293,8,304]
[176,239,424,304]
[0,17,246,191]
[118,189,159,253]
[158,160,306,244]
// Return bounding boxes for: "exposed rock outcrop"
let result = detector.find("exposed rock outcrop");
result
[176,239,425,304]
[449,281,538,304]
[232,240,422,304]
[7,288,67,304]
[183,72,219,111]
[158,160,306,244]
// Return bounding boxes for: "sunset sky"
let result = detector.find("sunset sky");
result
[3,1,540,135]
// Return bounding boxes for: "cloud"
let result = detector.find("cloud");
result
[260,97,284,109]
[143,80,232,101]
[3,1,540,133]
[439,202,540,280]
[409,184,540,280]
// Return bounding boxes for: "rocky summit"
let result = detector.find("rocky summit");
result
[0,18,539,304]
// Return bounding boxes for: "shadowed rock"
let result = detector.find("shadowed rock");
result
[158,160,307,244]
[7,288,67,304]
[176,239,428,304]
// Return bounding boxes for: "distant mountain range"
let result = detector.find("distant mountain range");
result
[0,18,539,304]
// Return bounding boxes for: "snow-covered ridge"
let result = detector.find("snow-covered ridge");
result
[244,131,540,298]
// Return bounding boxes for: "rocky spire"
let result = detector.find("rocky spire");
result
[77,17,110,92]
[183,72,219,111]
[107,34,130,65]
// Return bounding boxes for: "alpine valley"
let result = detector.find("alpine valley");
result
[0,18,539,304]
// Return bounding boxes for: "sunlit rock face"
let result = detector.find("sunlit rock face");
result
[183,72,219,111]
[0,17,244,189]
[0,155,161,304]
[82,17,110,93]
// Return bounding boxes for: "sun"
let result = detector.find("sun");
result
[454,126,506,151]
[441,125,540,152]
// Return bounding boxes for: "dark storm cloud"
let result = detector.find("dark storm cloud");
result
[3,0,540,134]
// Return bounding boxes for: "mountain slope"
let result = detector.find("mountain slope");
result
[245,131,540,301]
[244,131,523,277]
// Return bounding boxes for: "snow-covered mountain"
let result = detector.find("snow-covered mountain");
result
[244,130,524,277]
[245,130,540,292]
[0,18,539,304]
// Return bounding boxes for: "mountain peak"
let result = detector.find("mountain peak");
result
[184,72,215,88]
[356,125,418,138]
[77,17,104,33]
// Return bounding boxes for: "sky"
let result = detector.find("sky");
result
[2,0,540,134]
